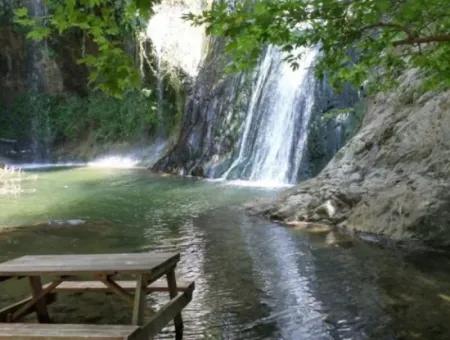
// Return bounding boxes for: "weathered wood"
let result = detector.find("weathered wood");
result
[0,252,180,277]
[0,252,194,339]
[99,276,134,306]
[138,282,194,339]
[0,323,141,339]
[132,275,146,326]
[44,279,190,293]
[25,276,57,323]
[13,278,61,322]
[0,294,56,322]
[166,268,184,340]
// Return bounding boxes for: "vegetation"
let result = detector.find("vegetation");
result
[11,0,450,95]
[0,90,164,150]
[188,0,450,91]
[2,1,186,155]
[13,0,161,97]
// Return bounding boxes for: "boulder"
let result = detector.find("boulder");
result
[254,72,450,248]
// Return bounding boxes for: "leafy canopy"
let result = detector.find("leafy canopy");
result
[188,0,450,91]
[14,0,160,97]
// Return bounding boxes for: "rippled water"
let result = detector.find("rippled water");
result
[0,168,449,339]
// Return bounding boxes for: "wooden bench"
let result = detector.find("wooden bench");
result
[0,323,141,339]
[44,278,191,294]
[0,252,195,339]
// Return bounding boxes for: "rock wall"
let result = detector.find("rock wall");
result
[252,72,450,248]
[154,38,253,177]
[299,78,360,180]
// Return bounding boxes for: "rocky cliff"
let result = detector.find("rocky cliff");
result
[251,72,450,248]
[153,38,253,177]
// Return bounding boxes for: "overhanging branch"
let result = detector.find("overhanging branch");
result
[393,34,450,46]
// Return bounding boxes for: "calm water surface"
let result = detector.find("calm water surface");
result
[0,168,449,339]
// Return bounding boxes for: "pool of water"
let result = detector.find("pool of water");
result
[0,168,449,339]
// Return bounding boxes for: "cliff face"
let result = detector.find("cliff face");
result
[252,72,450,248]
[153,38,253,177]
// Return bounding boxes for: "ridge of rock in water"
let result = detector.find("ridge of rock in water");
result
[250,71,450,248]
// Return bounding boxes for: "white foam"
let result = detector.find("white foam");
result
[87,156,140,169]
[16,162,84,170]
[224,179,293,189]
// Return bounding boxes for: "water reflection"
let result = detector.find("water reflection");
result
[241,218,329,339]
[0,169,449,339]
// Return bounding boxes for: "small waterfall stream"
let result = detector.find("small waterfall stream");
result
[223,46,318,185]
[28,0,51,162]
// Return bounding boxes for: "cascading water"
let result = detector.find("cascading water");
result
[149,1,354,186]
[222,46,318,185]
[28,0,49,162]
[27,0,63,162]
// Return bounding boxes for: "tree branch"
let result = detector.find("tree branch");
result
[393,34,450,46]
[360,21,414,39]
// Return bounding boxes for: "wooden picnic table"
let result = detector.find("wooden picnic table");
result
[0,252,194,340]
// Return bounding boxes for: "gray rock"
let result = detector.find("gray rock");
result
[255,72,450,248]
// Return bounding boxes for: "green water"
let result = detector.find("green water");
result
[0,167,450,339]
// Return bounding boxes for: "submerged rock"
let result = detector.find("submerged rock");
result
[255,72,450,248]
[49,219,87,226]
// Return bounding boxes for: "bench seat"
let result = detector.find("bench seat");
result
[44,279,190,294]
[0,323,141,339]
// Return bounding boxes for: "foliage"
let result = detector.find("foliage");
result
[188,0,450,91]
[0,91,162,148]
[14,0,161,97]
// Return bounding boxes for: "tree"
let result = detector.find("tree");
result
[14,0,161,97]
[187,0,450,91]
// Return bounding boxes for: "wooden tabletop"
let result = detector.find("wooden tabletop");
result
[0,252,180,277]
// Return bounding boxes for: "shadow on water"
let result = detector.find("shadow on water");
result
[0,168,449,339]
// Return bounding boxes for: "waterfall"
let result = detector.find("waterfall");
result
[149,1,342,186]
[222,46,318,185]
[28,0,52,162]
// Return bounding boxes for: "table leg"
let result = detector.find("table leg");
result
[29,276,50,323]
[132,274,146,325]
[166,268,183,340]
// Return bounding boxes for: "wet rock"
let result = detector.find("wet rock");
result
[286,221,333,234]
[315,200,337,218]
[48,219,86,226]
[191,166,205,177]
[325,231,354,248]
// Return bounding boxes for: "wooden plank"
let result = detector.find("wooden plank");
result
[26,276,53,323]
[0,294,56,322]
[0,323,141,339]
[99,276,134,306]
[132,275,146,326]
[166,269,183,340]
[138,282,194,339]
[44,279,190,293]
[0,252,180,276]
[12,278,61,322]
